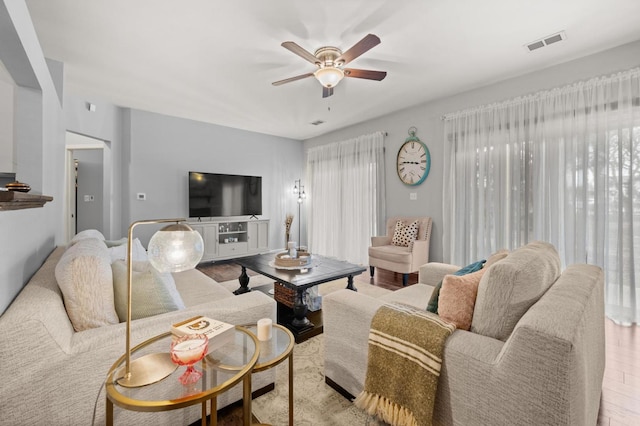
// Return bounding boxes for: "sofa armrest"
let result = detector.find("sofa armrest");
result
[323,289,385,397]
[371,236,391,247]
[435,264,605,426]
[418,262,460,286]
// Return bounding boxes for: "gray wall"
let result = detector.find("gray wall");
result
[65,96,123,240]
[0,0,65,314]
[123,109,304,247]
[74,149,104,233]
[304,39,640,263]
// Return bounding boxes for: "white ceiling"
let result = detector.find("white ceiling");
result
[24,0,640,140]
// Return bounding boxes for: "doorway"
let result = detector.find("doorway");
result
[65,132,112,242]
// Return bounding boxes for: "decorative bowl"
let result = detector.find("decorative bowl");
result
[5,181,31,193]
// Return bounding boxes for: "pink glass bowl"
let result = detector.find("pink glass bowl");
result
[170,334,208,385]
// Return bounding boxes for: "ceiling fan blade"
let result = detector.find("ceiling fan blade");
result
[272,73,314,86]
[336,34,381,65]
[344,68,387,81]
[322,87,334,98]
[281,41,321,65]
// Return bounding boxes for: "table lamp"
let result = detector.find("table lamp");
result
[116,219,204,388]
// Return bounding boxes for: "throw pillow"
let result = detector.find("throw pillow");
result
[426,259,485,314]
[69,229,106,246]
[438,268,487,330]
[391,220,419,247]
[112,260,185,322]
[108,238,148,263]
[55,238,119,331]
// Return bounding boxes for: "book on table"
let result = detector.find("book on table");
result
[171,316,234,352]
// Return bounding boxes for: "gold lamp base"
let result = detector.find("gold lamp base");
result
[116,352,178,388]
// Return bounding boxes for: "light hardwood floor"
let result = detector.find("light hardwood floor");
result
[198,262,639,425]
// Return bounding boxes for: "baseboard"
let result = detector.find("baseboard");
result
[325,376,355,401]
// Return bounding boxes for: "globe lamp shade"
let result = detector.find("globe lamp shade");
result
[148,224,204,273]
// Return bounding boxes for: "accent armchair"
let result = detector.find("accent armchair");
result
[368,216,432,286]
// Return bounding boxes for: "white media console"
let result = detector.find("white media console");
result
[188,218,269,262]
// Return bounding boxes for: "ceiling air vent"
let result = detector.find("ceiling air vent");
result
[310,120,325,126]
[525,31,566,52]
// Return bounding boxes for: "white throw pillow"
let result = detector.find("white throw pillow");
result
[111,260,185,322]
[55,238,119,331]
[108,238,148,263]
[69,229,106,246]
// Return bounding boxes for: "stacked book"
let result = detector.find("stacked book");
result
[171,316,234,353]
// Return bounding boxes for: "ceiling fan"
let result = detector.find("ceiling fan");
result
[272,33,387,98]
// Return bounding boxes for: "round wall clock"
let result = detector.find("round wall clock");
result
[396,127,430,186]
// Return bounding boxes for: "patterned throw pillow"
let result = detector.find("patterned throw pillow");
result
[391,220,419,247]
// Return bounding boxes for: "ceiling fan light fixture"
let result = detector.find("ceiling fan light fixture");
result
[314,67,344,88]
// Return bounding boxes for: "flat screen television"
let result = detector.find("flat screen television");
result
[188,171,262,218]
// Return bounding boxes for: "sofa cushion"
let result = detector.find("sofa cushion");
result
[368,244,411,263]
[438,268,486,330]
[471,241,561,341]
[55,238,119,331]
[391,220,418,247]
[111,260,185,322]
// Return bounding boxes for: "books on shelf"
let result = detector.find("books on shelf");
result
[171,316,234,352]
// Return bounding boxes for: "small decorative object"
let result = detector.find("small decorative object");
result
[170,334,208,385]
[288,241,297,258]
[5,181,31,193]
[284,214,294,248]
[273,250,312,268]
[257,318,273,341]
[396,126,431,186]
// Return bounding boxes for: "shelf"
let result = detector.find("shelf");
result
[219,231,247,235]
[0,191,53,211]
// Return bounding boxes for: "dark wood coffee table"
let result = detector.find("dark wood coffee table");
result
[233,253,366,342]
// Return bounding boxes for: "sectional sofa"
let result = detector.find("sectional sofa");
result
[323,241,606,425]
[0,234,276,425]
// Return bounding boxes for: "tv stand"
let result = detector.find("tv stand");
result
[248,215,259,220]
[187,218,269,262]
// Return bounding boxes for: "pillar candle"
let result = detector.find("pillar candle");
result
[257,318,272,341]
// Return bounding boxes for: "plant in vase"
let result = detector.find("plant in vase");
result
[284,214,294,249]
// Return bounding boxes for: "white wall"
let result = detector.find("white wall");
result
[0,0,65,314]
[304,39,640,263]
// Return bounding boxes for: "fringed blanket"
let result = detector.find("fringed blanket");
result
[354,303,455,426]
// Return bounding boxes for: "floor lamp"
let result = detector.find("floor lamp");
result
[116,218,204,388]
[293,180,306,246]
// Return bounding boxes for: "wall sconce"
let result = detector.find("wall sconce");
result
[115,218,204,388]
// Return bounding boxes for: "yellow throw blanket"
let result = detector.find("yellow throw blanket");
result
[354,303,455,426]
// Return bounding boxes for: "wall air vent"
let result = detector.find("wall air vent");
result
[525,31,566,52]
[310,120,325,126]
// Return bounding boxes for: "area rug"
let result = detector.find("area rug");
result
[213,275,390,425]
[251,334,372,425]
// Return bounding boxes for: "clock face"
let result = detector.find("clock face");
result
[396,140,431,186]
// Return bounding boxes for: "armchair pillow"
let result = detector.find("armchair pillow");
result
[391,220,419,247]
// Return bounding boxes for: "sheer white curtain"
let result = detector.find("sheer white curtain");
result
[307,131,386,265]
[443,68,640,325]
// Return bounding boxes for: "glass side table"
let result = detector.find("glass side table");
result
[244,323,295,426]
[105,326,259,426]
